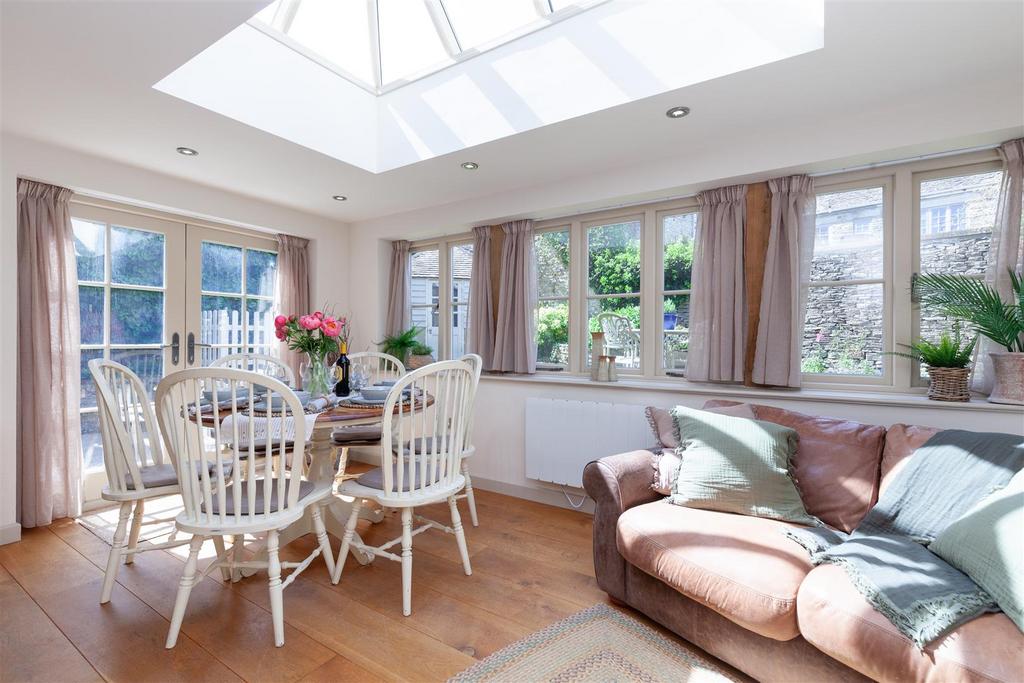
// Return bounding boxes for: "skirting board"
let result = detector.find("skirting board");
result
[0,523,21,546]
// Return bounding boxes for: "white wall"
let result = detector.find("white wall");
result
[0,133,350,543]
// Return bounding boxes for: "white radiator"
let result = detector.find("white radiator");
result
[524,398,652,488]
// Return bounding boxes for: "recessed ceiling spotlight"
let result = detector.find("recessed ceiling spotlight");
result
[461,161,479,170]
[332,195,348,201]
[665,106,690,119]
[176,146,199,156]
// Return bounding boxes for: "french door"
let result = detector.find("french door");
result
[71,201,278,503]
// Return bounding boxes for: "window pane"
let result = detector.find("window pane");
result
[662,213,696,291]
[442,0,539,50]
[201,345,242,367]
[812,187,883,281]
[451,304,469,358]
[588,220,641,295]
[247,298,276,348]
[450,244,472,360]
[535,300,568,365]
[246,249,278,297]
[201,295,244,349]
[802,284,883,376]
[378,0,451,85]
[79,285,104,345]
[662,294,690,371]
[286,0,375,86]
[201,242,243,293]
[535,230,569,298]
[110,349,163,400]
[919,170,1001,275]
[72,218,105,282]
[80,349,104,410]
[110,289,163,345]
[110,226,164,287]
[588,296,640,368]
[410,249,440,352]
[81,411,104,472]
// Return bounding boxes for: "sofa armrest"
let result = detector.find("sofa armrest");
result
[582,450,661,601]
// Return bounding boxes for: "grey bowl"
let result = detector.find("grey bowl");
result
[375,379,399,387]
[360,386,391,401]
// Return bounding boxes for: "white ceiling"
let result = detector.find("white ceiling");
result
[2,0,1022,225]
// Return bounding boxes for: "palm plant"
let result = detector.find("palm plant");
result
[912,271,1024,353]
[887,322,976,368]
[378,326,422,363]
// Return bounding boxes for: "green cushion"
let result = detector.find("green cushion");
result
[669,406,819,526]
[929,470,1024,631]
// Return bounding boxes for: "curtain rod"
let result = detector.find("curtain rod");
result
[534,143,1001,222]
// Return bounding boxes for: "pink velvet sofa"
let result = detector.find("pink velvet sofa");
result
[582,401,1024,682]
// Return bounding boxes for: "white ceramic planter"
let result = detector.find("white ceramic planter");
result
[988,351,1024,405]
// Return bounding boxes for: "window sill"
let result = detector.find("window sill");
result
[480,372,1024,414]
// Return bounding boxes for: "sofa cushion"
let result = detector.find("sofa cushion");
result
[798,564,1024,683]
[704,401,885,532]
[616,501,815,640]
[880,423,942,495]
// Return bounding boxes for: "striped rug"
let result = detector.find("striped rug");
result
[449,604,745,683]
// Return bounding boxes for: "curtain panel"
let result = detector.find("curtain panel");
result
[687,185,747,383]
[973,137,1024,393]
[467,226,495,367]
[752,175,815,387]
[384,240,411,338]
[492,220,537,373]
[17,179,82,527]
[275,234,311,384]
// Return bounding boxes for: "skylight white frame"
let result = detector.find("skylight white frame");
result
[248,0,608,96]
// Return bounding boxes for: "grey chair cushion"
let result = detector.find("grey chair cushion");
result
[332,425,382,445]
[202,479,316,515]
[356,462,442,490]
[124,461,232,490]
[391,436,453,454]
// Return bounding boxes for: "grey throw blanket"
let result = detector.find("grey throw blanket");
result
[786,429,1024,648]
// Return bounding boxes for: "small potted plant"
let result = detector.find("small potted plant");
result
[914,271,1024,404]
[379,326,422,365]
[407,342,435,370]
[663,299,678,331]
[889,322,976,402]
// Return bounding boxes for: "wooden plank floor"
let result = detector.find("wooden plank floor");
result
[0,481,726,682]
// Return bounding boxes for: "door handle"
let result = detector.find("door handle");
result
[187,332,213,365]
[161,332,181,366]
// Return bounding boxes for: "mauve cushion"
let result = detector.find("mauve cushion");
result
[879,423,942,495]
[703,400,885,533]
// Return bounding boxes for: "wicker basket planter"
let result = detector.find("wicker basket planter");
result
[407,353,435,370]
[926,366,971,402]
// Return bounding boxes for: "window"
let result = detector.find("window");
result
[449,242,473,359]
[586,218,642,370]
[73,217,168,471]
[407,240,471,360]
[659,211,697,372]
[198,242,278,365]
[534,228,570,366]
[410,248,440,355]
[802,185,887,378]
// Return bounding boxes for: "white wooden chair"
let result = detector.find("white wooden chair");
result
[597,312,641,368]
[330,359,476,615]
[90,359,231,604]
[330,352,406,460]
[454,354,482,526]
[155,368,334,648]
[210,351,295,387]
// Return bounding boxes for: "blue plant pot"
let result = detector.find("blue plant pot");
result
[663,312,677,331]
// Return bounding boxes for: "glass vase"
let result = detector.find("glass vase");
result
[302,352,333,398]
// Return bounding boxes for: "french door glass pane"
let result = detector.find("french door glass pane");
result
[111,226,164,286]
[110,288,163,344]
[247,249,278,297]
[588,296,640,368]
[201,242,243,293]
[802,284,883,376]
[80,412,104,472]
[919,170,1001,276]
[588,221,641,295]
[201,295,244,349]
[79,285,104,344]
[662,213,696,291]
[246,298,275,347]
[536,300,569,365]
[662,294,690,371]
[535,230,570,298]
[72,219,105,282]
[80,349,104,410]
[812,188,884,281]
[110,348,164,399]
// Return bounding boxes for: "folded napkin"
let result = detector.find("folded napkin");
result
[219,412,318,448]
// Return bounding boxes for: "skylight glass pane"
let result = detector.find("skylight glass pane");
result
[441,0,541,51]
[283,0,375,87]
[549,0,584,10]
[378,0,452,85]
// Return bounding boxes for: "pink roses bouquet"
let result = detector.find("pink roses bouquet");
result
[274,310,349,356]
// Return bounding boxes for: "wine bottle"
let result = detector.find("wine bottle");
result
[334,341,351,397]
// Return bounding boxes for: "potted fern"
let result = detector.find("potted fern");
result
[889,323,976,401]
[378,326,422,365]
[407,342,435,370]
[914,271,1024,404]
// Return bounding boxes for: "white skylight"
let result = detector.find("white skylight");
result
[251,0,604,94]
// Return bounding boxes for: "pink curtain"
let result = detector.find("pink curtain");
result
[467,226,495,368]
[686,185,747,383]
[752,175,815,387]
[17,179,81,527]
[492,220,536,373]
[275,234,310,384]
[384,240,411,337]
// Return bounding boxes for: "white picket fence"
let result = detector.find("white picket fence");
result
[201,308,277,359]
